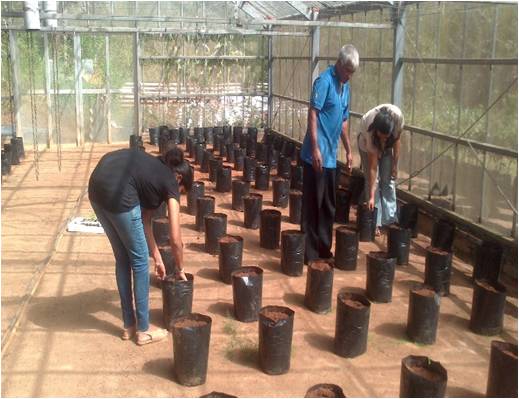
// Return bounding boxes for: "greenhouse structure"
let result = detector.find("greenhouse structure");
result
[1,1,517,397]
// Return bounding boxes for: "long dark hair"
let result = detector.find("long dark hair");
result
[163,147,193,191]
[368,107,395,153]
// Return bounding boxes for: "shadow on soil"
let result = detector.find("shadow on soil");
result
[373,322,407,341]
[197,268,221,282]
[143,358,174,382]
[207,301,234,318]
[304,332,334,352]
[447,386,484,398]
[282,292,305,308]
[225,346,259,371]
[27,288,121,338]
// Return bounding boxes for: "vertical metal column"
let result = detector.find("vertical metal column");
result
[408,3,420,192]
[267,25,274,128]
[452,4,468,212]
[43,32,53,148]
[391,3,405,108]
[9,31,22,138]
[105,34,112,144]
[133,31,141,136]
[428,5,441,200]
[310,9,320,87]
[479,5,498,224]
[73,32,83,146]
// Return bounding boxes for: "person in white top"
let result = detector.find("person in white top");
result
[357,104,404,235]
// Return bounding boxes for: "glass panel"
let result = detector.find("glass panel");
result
[455,145,484,222]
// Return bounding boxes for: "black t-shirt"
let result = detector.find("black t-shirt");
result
[88,148,179,213]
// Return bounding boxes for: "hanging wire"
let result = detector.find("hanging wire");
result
[27,31,40,181]
[399,8,518,215]
[52,32,62,171]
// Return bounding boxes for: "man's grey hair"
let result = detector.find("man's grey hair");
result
[338,44,359,70]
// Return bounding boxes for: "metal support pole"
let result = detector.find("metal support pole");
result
[8,31,21,138]
[267,28,273,127]
[452,4,468,212]
[479,5,498,224]
[310,8,320,86]
[43,32,53,148]
[105,34,112,143]
[133,31,141,135]
[73,32,83,146]
[408,3,420,192]
[391,2,406,108]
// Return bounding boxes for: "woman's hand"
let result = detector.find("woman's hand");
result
[368,197,375,211]
[176,269,188,281]
[155,262,166,280]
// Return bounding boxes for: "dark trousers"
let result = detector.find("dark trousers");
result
[301,162,336,263]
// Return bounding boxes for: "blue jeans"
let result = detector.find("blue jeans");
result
[91,202,150,332]
[358,147,398,227]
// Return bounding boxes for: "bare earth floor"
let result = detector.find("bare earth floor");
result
[1,143,517,397]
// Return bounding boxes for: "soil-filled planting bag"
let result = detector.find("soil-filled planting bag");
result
[2,150,11,176]
[282,140,296,159]
[196,196,215,232]
[387,224,412,265]
[187,181,205,216]
[129,134,143,149]
[486,340,518,397]
[226,143,236,163]
[201,392,237,398]
[335,188,352,224]
[399,203,419,238]
[304,259,334,313]
[170,128,180,144]
[234,147,245,171]
[162,273,194,330]
[194,127,205,143]
[172,313,212,386]
[247,126,258,143]
[194,142,206,165]
[424,246,452,296]
[218,139,228,158]
[209,157,223,183]
[334,292,371,358]
[178,127,187,144]
[231,266,263,322]
[187,137,196,158]
[239,133,248,149]
[399,355,448,398]
[216,166,233,193]
[268,148,280,169]
[277,155,291,179]
[347,174,365,206]
[243,193,263,229]
[273,178,290,208]
[158,245,177,276]
[366,252,396,303]
[201,149,214,173]
[290,164,303,191]
[204,213,228,254]
[255,163,271,191]
[430,218,455,252]
[406,285,440,345]
[473,240,503,284]
[260,209,281,249]
[149,127,160,145]
[334,227,358,271]
[289,190,303,225]
[280,230,305,276]
[233,126,243,144]
[218,235,244,284]
[258,305,295,375]
[152,217,170,246]
[246,137,256,158]
[305,384,346,398]
[469,279,506,336]
[243,157,257,182]
[232,180,250,211]
[356,205,378,242]
[255,142,267,163]
[203,127,214,145]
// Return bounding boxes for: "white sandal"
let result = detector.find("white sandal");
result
[136,328,168,346]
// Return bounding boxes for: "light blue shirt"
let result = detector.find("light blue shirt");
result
[301,65,350,169]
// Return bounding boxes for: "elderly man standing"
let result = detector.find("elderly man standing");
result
[300,44,359,264]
